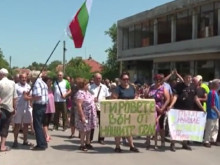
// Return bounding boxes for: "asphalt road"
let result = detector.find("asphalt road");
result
[0,126,220,165]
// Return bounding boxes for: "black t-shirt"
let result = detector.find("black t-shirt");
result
[173,82,197,110]
[115,84,135,99]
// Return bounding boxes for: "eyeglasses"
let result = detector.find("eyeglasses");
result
[122,78,129,81]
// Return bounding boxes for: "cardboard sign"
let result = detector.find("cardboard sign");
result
[168,109,207,142]
[100,99,156,137]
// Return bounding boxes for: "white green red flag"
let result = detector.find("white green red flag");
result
[67,0,92,48]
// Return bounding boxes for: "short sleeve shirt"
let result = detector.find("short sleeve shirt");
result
[15,82,31,111]
[54,79,71,102]
[32,78,48,104]
[207,90,220,119]
[114,84,135,99]
[173,82,197,110]
[89,83,110,111]
[0,77,17,112]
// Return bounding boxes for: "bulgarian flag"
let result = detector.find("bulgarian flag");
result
[67,0,93,48]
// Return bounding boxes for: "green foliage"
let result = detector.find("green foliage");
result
[47,60,62,78]
[0,48,9,69]
[47,60,62,71]
[27,62,45,70]
[47,71,57,80]
[102,23,121,80]
[65,57,92,79]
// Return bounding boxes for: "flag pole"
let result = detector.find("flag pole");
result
[29,40,61,92]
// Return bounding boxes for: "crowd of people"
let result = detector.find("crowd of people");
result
[0,68,220,153]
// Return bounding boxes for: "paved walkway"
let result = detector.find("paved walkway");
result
[1,126,220,165]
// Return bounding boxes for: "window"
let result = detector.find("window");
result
[122,27,129,50]
[134,23,142,48]
[197,60,215,81]
[176,62,190,74]
[198,3,217,38]
[142,21,154,47]
[157,62,171,75]
[176,10,192,41]
[158,16,171,44]
[128,25,135,49]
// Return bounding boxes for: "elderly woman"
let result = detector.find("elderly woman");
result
[145,74,170,150]
[75,78,97,151]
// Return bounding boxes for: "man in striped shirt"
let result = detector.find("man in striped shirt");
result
[24,72,48,150]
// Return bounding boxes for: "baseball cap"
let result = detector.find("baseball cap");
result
[196,75,203,81]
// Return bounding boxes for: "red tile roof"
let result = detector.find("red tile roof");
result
[56,57,103,73]
[84,58,103,73]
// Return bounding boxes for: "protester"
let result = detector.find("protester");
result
[168,73,205,151]
[104,78,111,89]
[109,82,117,95]
[89,73,110,144]
[12,73,33,148]
[53,71,71,131]
[0,68,17,152]
[69,77,78,138]
[204,80,220,147]
[75,78,97,151]
[164,69,183,83]
[65,76,72,128]
[145,74,170,150]
[13,73,20,84]
[192,76,208,111]
[42,77,55,142]
[111,71,139,153]
[23,72,48,150]
[196,75,210,93]
[217,85,220,144]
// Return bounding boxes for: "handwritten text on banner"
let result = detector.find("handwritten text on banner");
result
[168,109,207,142]
[100,99,156,137]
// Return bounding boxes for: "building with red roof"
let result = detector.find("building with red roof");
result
[56,55,103,73]
[84,55,103,73]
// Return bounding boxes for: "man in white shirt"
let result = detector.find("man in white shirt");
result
[53,71,71,131]
[89,73,110,144]
[0,68,17,152]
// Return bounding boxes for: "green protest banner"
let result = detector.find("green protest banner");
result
[100,99,156,137]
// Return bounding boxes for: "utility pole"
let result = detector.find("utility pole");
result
[63,41,67,75]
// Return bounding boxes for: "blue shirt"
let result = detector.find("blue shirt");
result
[207,90,220,119]
[115,84,135,99]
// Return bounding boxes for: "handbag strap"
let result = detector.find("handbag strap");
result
[56,80,63,97]
[97,85,102,99]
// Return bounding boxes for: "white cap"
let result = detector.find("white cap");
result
[196,75,203,81]
[0,68,9,75]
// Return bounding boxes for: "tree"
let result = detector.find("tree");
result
[65,57,92,79]
[102,23,121,80]
[0,48,9,69]
[46,60,62,78]
[27,62,45,70]
[47,60,62,71]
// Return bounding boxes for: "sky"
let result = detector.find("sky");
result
[0,0,173,68]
